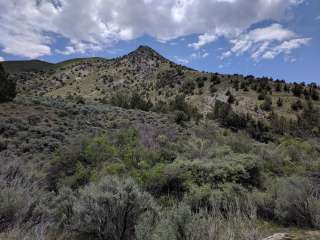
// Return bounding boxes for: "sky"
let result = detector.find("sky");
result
[0,0,319,83]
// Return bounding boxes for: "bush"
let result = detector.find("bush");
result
[292,83,304,97]
[170,95,201,123]
[209,84,217,95]
[50,176,158,240]
[174,110,189,125]
[0,177,43,232]
[140,153,261,200]
[0,64,16,103]
[227,94,236,104]
[48,130,171,190]
[291,100,303,111]
[212,100,246,131]
[181,79,195,95]
[260,96,272,111]
[196,77,206,88]
[110,91,131,109]
[257,92,265,100]
[210,74,221,85]
[136,202,261,240]
[276,97,283,107]
[110,91,153,111]
[48,187,77,234]
[74,95,85,104]
[311,88,319,101]
[255,177,320,228]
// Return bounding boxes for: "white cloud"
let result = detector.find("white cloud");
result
[174,56,189,64]
[222,24,311,61]
[188,33,217,49]
[0,56,4,62]
[262,38,311,59]
[191,50,210,59]
[248,24,295,42]
[0,0,305,58]
[202,52,209,58]
[0,1,57,58]
[56,40,102,55]
[175,49,209,65]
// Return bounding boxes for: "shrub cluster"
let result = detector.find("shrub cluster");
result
[0,64,16,103]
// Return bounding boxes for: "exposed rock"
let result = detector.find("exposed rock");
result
[262,233,292,240]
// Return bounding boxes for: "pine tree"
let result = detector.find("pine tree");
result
[0,64,16,103]
[277,97,283,107]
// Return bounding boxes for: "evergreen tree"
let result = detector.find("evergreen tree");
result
[291,83,304,97]
[277,97,283,107]
[275,82,282,92]
[0,64,16,103]
[311,88,319,101]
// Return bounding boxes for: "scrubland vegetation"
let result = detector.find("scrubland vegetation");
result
[1,47,320,239]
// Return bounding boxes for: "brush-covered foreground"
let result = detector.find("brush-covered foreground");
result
[0,47,320,240]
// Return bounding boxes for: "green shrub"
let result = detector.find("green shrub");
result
[76,177,158,240]
[181,79,195,95]
[0,178,43,232]
[291,99,303,111]
[260,95,272,111]
[211,100,247,131]
[174,110,189,125]
[0,64,16,103]
[137,202,261,240]
[110,91,153,111]
[255,177,320,228]
[139,153,261,199]
[170,95,201,123]
[276,97,283,107]
[257,92,266,100]
[48,130,171,190]
[210,74,221,85]
[48,187,76,233]
[50,176,158,240]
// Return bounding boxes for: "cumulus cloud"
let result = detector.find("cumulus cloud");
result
[188,33,217,49]
[0,56,4,62]
[0,0,305,58]
[56,40,102,55]
[222,24,311,61]
[262,38,311,59]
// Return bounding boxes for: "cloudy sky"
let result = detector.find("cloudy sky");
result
[0,0,319,83]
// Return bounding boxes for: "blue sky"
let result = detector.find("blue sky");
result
[0,0,319,83]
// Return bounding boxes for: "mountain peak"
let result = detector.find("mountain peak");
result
[136,45,157,53]
[129,45,164,60]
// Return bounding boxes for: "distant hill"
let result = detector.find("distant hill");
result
[2,60,54,73]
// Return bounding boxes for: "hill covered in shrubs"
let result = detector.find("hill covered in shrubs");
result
[0,47,320,240]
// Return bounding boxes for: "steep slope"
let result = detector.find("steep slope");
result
[5,45,320,123]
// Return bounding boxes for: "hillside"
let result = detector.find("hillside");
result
[6,46,320,134]
[0,47,320,240]
[2,60,54,73]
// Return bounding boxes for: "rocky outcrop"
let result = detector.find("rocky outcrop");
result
[262,233,292,240]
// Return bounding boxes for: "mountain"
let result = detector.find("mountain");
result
[5,45,320,122]
[1,45,320,240]
[2,60,54,73]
